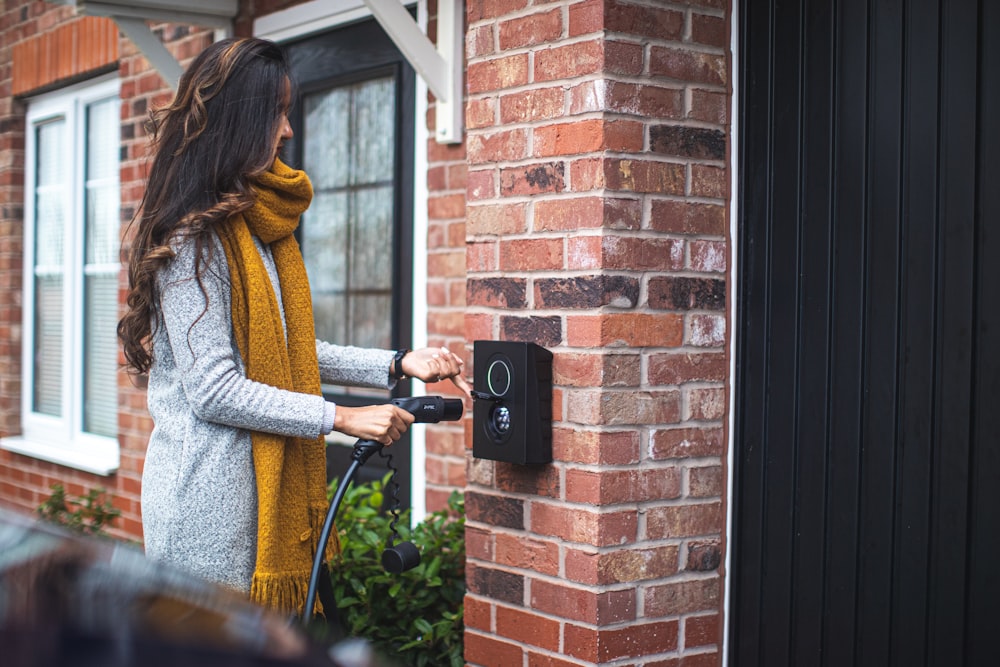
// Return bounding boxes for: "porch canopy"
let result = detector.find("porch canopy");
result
[54,0,463,142]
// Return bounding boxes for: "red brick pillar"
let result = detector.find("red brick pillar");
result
[463,1,730,664]
[0,5,26,446]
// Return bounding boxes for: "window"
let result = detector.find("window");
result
[6,76,120,474]
[301,75,397,353]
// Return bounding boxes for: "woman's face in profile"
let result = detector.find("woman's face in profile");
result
[274,77,293,161]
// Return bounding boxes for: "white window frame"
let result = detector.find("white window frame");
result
[3,75,121,475]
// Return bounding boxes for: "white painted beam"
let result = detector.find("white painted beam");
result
[363,0,463,143]
[434,0,464,145]
[113,16,184,90]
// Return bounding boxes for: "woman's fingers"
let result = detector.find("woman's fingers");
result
[402,346,472,397]
[334,404,414,444]
[449,371,473,397]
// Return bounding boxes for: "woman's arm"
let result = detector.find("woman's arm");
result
[315,341,395,388]
[157,236,327,438]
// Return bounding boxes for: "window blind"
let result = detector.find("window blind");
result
[32,119,67,417]
[82,97,119,437]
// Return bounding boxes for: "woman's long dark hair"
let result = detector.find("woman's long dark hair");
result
[118,37,293,374]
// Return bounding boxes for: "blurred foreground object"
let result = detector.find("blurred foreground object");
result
[0,508,334,666]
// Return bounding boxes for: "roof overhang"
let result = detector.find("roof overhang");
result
[68,0,237,27]
[56,0,463,143]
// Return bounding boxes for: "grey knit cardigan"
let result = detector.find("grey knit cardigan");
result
[141,232,395,592]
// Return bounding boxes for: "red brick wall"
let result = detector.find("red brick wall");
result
[0,2,34,446]
[11,15,118,95]
[462,0,731,664]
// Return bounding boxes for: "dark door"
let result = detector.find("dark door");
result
[283,19,416,502]
[733,1,999,665]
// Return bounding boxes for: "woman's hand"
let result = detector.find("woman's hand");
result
[400,346,472,398]
[333,404,415,445]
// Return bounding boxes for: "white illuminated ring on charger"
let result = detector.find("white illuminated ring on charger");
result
[486,358,512,397]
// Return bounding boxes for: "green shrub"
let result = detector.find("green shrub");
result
[37,483,120,537]
[327,473,465,667]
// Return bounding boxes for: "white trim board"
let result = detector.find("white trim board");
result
[722,0,740,662]
[254,0,376,42]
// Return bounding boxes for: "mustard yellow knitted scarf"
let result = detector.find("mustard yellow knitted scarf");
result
[217,158,336,616]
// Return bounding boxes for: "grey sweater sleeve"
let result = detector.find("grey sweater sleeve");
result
[315,341,395,389]
[156,236,327,438]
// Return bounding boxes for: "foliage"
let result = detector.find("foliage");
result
[37,483,120,537]
[327,473,465,667]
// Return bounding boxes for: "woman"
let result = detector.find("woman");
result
[118,37,470,616]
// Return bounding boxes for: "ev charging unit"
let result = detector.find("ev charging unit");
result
[472,340,553,465]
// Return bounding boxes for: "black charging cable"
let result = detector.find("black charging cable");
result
[302,396,464,624]
[377,446,421,574]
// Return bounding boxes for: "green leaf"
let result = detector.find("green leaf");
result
[36,483,120,538]
[324,475,466,665]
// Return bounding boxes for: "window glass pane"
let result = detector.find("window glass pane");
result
[85,98,120,265]
[302,75,395,358]
[350,185,393,290]
[33,274,63,416]
[86,98,117,180]
[303,192,348,292]
[83,273,118,436]
[304,89,350,190]
[346,185,392,347]
[313,293,347,346]
[32,119,66,416]
[351,77,395,184]
[34,121,66,267]
[85,182,119,265]
[83,96,119,436]
[350,294,391,350]
[303,191,349,345]
[36,120,65,186]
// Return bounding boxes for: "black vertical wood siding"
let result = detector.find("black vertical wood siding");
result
[733,1,999,665]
